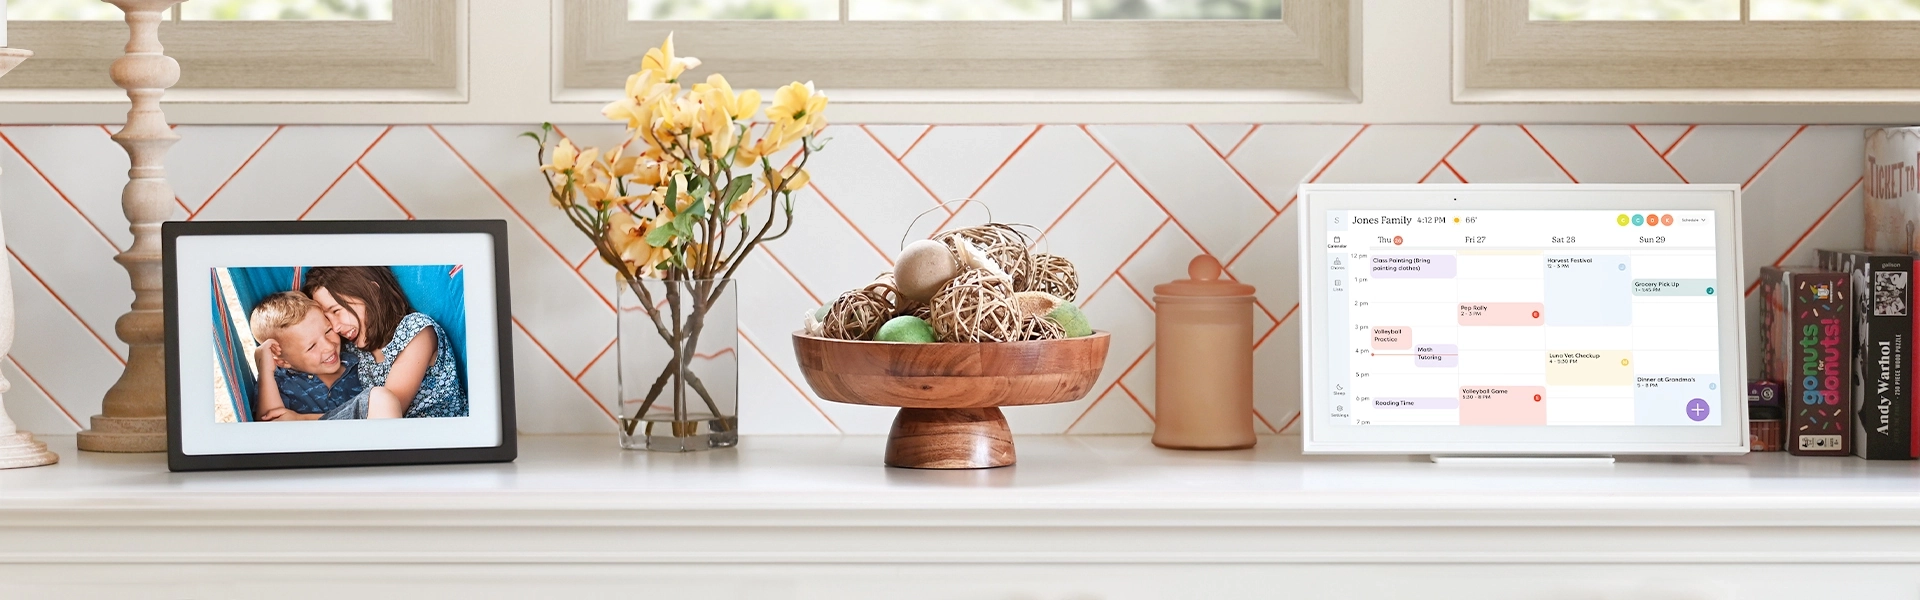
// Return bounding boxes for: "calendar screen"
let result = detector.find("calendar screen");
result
[1321,210,1724,427]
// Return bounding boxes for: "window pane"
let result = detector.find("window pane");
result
[629,0,837,20]
[7,0,125,20]
[1753,0,1920,19]
[181,0,393,20]
[1075,0,1280,20]
[1529,0,1739,20]
[849,0,1062,20]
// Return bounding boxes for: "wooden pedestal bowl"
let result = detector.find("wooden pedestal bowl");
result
[792,332,1110,469]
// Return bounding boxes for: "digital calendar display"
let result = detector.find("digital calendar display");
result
[1321,210,1724,428]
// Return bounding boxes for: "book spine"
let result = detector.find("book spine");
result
[1787,272,1852,456]
[1852,257,1913,459]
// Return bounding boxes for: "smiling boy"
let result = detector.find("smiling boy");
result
[248,291,366,421]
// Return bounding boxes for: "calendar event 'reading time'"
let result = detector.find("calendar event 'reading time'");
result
[1323,210,1723,428]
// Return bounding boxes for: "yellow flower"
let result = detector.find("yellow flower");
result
[776,166,810,192]
[542,138,580,174]
[607,210,648,248]
[607,211,670,276]
[693,74,760,122]
[769,81,828,131]
[733,182,769,213]
[641,33,701,84]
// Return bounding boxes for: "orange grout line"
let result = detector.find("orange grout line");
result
[1190,124,1279,213]
[355,163,417,220]
[1442,160,1468,184]
[740,328,843,433]
[575,339,618,381]
[575,250,596,271]
[424,125,618,312]
[966,125,1043,201]
[1427,125,1480,178]
[1190,124,1231,157]
[1517,124,1578,183]
[1081,272,1119,306]
[511,316,618,423]
[925,125,1045,234]
[1115,273,1156,312]
[1066,344,1156,432]
[191,125,282,218]
[761,247,825,306]
[857,125,952,219]
[1226,125,1260,159]
[6,356,80,430]
[0,131,123,253]
[1743,125,1808,190]
[1768,176,1863,271]
[805,181,897,265]
[297,126,392,220]
[1306,125,1370,184]
[1080,125,1219,257]
[1110,218,1174,280]
[899,125,934,160]
[1418,162,1445,184]
[1116,381,1155,420]
[1663,124,1697,157]
[1276,411,1302,434]
[1629,125,1691,184]
[1255,303,1300,349]
[1225,210,1280,268]
[7,247,126,365]
[1036,163,1115,242]
[1253,408,1278,434]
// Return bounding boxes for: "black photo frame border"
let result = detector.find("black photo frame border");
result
[163,219,517,472]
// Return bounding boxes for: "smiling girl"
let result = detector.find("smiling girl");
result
[302,266,468,419]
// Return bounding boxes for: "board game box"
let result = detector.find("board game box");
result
[1759,266,1852,456]
[1816,250,1915,459]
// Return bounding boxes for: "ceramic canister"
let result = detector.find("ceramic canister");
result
[1151,255,1257,450]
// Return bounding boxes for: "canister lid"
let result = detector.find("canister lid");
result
[1153,255,1255,297]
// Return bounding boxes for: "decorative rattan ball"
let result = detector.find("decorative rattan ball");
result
[928,268,1022,343]
[1027,253,1079,302]
[1017,314,1066,341]
[937,224,1032,291]
[822,282,899,341]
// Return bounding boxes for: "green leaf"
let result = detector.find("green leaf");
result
[645,222,676,246]
[672,210,696,234]
[721,176,754,209]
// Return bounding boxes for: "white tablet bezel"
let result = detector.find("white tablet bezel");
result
[1297,184,1748,455]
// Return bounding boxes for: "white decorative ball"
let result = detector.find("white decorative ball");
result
[893,239,961,303]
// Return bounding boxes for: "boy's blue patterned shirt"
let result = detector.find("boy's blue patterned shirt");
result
[272,350,365,415]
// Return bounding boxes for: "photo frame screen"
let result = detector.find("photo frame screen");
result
[174,232,503,456]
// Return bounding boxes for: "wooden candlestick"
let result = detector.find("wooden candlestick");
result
[0,47,58,470]
[77,0,181,453]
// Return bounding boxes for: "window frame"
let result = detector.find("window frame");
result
[1455,0,1920,103]
[556,0,1357,105]
[0,0,465,103]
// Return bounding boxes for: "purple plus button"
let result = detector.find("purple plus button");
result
[1685,398,1710,422]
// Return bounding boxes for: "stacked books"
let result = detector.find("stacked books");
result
[1752,126,1920,459]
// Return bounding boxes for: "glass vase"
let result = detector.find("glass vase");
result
[613,277,739,451]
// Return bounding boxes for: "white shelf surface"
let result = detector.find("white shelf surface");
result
[6,434,1920,599]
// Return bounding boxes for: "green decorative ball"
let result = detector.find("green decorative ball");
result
[874,316,937,343]
[1047,302,1093,338]
[812,304,832,321]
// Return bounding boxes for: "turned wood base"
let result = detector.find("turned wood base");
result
[884,407,1015,469]
[77,415,166,453]
[0,432,58,469]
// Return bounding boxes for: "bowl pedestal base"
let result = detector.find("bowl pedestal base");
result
[884,407,1015,469]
